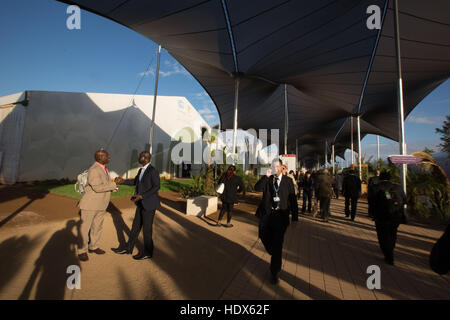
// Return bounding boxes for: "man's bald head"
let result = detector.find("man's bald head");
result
[95,149,110,165]
[139,151,152,166]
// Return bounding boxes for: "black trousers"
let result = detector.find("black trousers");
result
[259,211,289,277]
[333,187,339,199]
[127,204,155,256]
[218,202,234,223]
[345,196,358,219]
[319,196,331,219]
[302,190,312,212]
[375,221,399,262]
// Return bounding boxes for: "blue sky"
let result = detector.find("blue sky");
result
[0,0,448,162]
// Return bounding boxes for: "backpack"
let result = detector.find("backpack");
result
[74,170,89,194]
[375,182,404,221]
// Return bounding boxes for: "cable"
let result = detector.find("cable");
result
[105,48,158,149]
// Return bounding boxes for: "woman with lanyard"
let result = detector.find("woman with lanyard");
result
[217,165,244,228]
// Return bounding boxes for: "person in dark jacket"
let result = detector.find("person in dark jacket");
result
[301,171,314,214]
[113,151,160,260]
[255,159,297,284]
[368,170,381,219]
[430,224,450,275]
[217,165,243,228]
[342,169,362,221]
[333,173,342,199]
[373,171,407,265]
[316,169,333,222]
[296,170,304,199]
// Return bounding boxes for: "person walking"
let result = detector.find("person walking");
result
[78,149,118,262]
[342,169,362,221]
[373,171,407,265]
[217,165,243,228]
[288,170,299,198]
[296,170,304,199]
[368,170,381,219]
[333,173,342,199]
[301,171,313,214]
[255,159,297,284]
[113,151,160,260]
[316,169,333,222]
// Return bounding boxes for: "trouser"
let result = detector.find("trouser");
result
[259,211,289,277]
[79,209,106,254]
[375,221,399,262]
[127,205,155,256]
[319,197,331,219]
[333,187,339,199]
[368,198,375,218]
[302,190,312,212]
[345,196,358,219]
[218,202,234,224]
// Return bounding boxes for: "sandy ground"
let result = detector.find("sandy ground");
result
[0,186,261,300]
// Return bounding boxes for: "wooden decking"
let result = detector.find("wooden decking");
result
[220,199,450,300]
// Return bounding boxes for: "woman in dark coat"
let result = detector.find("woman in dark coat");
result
[217,165,244,227]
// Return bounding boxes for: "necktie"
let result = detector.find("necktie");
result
[136,168,142,194]
[104,166,110,178]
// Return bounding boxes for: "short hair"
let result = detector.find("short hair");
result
[289,170,294,174]
[140,151,152,161]
[348,169,355,174]
[380,170,391,180]
[272,158,283,166]
[228,165,236,171]
[95,149,108,161]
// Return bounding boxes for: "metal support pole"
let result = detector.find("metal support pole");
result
[357,115,362,181]
[284,84,288,155]
[377,135,380,167]
[295,138,298,169]
[232,78,240,161]
[325,141,328,168]
[350,116,354,166]
[331,144,335,175]
[149,44,162,154]
[394,0,407,197]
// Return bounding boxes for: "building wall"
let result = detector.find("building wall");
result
[12,91,209,182]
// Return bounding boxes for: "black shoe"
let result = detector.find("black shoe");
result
[88,248,106,255]
[133,254,152,260]
[78,253,89,261]
[385,256,394,265]
[112,247,131,255]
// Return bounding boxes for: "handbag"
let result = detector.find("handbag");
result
[216,183,225,194]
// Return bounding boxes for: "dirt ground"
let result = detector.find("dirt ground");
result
[0,184,262,299]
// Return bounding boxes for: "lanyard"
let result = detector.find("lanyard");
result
[273,177,280,195]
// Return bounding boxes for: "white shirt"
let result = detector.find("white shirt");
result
[139,163,150,182]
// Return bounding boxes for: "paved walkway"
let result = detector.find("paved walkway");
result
[0,190,448,300]
[222,199,450,300]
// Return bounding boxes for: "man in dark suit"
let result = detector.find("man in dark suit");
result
[255,159,297,284]
[113,151,160,260]
[342,169,362,221]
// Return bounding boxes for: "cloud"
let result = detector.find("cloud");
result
[138,60,189,78]
[159,61,189,77]
[138,69,155,77]
[407,116,445,125]
[203,114,217,120]
[198,107,215,115]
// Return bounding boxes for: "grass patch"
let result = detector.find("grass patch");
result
[34,179,194,200]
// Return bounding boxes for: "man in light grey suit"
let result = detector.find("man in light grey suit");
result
[78,149,117,261]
